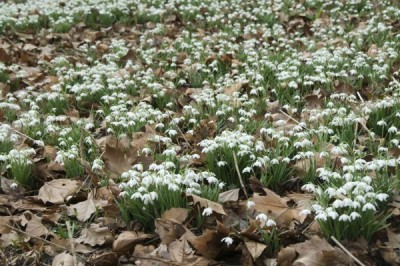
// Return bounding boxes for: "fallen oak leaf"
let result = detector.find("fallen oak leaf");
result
[113,231,155,253]
[67,194,107,222]
[20,211,50,238]
[218,188,241,203]
[186,193,227,216]
[252,188,304,227]
[277,236,353,266]
[77,223,113,247]
[161,208,189,224]
[52,252,84,266]
[38,179,82,204]
[244,238,267,261]
[155,218,194,245]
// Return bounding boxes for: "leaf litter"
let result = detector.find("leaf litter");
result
[0,0,400,265]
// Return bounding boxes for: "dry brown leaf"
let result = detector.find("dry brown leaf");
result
[1,177,26,196]
[277,236,353,266]
[304,94,324,110]
[379,246,400,266]
[155,218,193,245]
[0,216,12,235]
[38,179,81,204]
[218,188,240,203]
[102,144,133,175]
[20,211,50,237]
[67,195,107,222]
[10,196,48,212]
[224,83,243,96]
[113,231,155,253]
[52,252,84,266]
[161,208,189,224]
[244,238,267,261]
[186,229,222,259]
[253,188,304,227]
[385,228,400,249]
[168,235,194,264]
[77,223,113,247]
[87,251,119,265]
[186,193,227,216]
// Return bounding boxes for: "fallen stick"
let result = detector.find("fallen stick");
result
[331,236,366,266]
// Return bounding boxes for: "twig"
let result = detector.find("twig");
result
[356,91,364,103]
[232,152,248,199]
[130,255,180,265]
[278,109,308,130]
[0,248,10,265]
[66,221,78,266]
[4,224,87,262]
[0,122,36,144]
[174,124,193,149]
[331,236,366,266]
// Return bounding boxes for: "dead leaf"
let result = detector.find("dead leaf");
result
[20,211,50,237]
[161,208,189,224]
[77,223,113,246]
[67,194,107,222]
[186,193,227,216]
[38,179,82,204]
[155,218,193,245]
[244,238,267,261]
[186,229,222,259]
[385,228,400,249]
[1,177,26,196]
[224,83,243,96]
[252,188,304,227]
[277,236,353,266]
[113,231,155,253]
[218,188,240,203]
[103,144,133,175]
[52,252,84,266]
[379,246,400,266]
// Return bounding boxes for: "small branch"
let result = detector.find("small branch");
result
[174,124,193,149]
[356,92,364,103]
[278,109,308,130]
[232,152,248,199]
[4,224,87,263]
[331,236,366,266]
[66,221,78,266]
[0,122,36,144]
[130,255,180,265]
[0,248,10,265]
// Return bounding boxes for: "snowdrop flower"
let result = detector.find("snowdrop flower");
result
[256,213,268,226]
[221,236,234,247]
[362,203,376,212]
[350,212,361,220]
[202,207,213,216]
[338,214,351,222]
[376,193,389,201]
[247,200,255,209]
[300,209,311,216]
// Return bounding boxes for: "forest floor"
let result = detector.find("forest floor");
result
[1,0,400,265]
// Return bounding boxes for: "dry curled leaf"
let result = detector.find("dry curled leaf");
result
[218,188,240,203]
[244,238,267,261]
[113,231,155,253]
[161,208,189,224]
[67,195,107,222]
[77,223,113,247]
[52,252,84,266]
[277,236,353,266]
[252,188,304,227]
[38,179,82,204]
[186,193,227,216]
